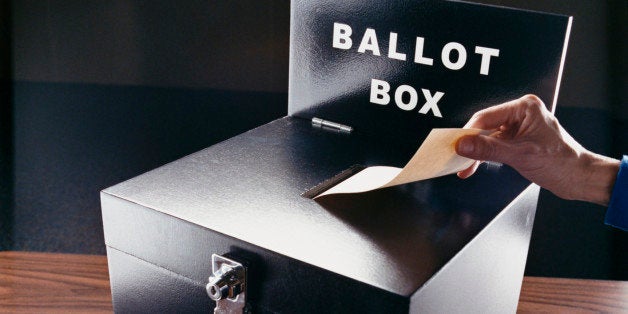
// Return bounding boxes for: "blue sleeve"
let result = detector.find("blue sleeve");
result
[605,155,628,231]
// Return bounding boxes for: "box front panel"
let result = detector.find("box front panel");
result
[102,192,409,313]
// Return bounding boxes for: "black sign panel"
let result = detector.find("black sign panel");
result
[289,0,571,146]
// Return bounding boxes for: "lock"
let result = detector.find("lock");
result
[206,254,248,314]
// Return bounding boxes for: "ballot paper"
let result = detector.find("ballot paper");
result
[316,128,485,198]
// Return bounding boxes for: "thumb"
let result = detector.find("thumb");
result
[455,135,509,163]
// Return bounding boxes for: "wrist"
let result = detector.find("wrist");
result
[577,152,620,206]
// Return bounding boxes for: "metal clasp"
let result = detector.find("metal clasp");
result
[206,254,248,314]
[312,117,353,133]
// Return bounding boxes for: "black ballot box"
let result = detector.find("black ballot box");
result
[101,1,572,313]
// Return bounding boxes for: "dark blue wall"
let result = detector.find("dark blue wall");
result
[6,0,291,253]
[1,0,12,251]
[11,82,286,252]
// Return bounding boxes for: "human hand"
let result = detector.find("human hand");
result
[455,95,619,206]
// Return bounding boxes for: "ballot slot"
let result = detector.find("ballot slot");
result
[302,128,488,200]
[302,164,366,199]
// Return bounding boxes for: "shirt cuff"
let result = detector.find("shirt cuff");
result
[605,155,628,231]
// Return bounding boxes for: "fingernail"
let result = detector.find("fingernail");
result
[457,137,474,155]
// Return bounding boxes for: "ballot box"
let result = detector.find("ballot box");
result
[101,1,571,313]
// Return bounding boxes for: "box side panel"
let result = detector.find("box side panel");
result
[101,192,408,313]
[410,184,540,313]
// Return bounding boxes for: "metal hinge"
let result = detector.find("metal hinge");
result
[311,117,353,133]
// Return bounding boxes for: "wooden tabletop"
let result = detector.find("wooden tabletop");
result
[1,251,627,313]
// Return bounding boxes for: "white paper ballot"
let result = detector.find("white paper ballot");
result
[316,128,485,198]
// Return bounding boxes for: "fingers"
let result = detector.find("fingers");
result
[456,95,548,180]
[455,134,510,164]
[455,135,509,179]
[464,100,520,130]
[464,95,545,130]
[457,160,481,179]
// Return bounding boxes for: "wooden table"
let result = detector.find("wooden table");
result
[1,251,627,313]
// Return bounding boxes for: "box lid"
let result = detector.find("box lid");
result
[289,0,571,145]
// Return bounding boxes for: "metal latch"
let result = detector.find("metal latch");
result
[206,254,248,314]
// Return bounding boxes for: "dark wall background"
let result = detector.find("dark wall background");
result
[7,0,290,253]
[0,0,11,251]
[1,0,626,280]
